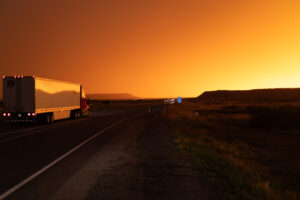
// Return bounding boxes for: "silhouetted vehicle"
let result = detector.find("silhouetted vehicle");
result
[2,76,88,123]
[164,99,176,104]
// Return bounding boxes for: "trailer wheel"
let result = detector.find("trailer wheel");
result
[74,111,78,119]
[75,111,80,119]
[71,111,75,119]
[50,113,54,123]
[45,114,51,124]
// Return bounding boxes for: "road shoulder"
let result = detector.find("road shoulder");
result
[86,112,219,200]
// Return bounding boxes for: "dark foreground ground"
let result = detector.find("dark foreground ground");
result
[0,101,218,200]
[162,100,300,200]
[1,99,298,200]
[85,110,217,200]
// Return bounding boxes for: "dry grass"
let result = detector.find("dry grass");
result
[164,100,300,200]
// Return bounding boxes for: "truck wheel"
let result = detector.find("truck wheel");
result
[45,114,51,124]
[71,111,75,119]
[50,114,54,123]
[76,111,80,118]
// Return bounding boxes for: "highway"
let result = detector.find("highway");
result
[0,105,147,199]
[0,103,208,200]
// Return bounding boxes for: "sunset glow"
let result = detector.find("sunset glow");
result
[1,0,300,98]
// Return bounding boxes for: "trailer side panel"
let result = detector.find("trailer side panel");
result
[35,78,80,114]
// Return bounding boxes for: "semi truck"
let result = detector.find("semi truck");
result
[2,76,88,123]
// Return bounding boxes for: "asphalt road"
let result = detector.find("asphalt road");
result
[0,103,215,200]
[0,105,152,198]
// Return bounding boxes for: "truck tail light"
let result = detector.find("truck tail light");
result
[2,76,5,79]
[14,76,17,78]
[32,113,35,116]
[7,113,11,117]
[3,113,6,117]
[28,113,31,116]
[21,76,23,78]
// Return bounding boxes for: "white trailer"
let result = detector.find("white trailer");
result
[2,76,88,123]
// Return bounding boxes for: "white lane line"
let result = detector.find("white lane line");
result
[0,118,89,136]
[0,129,61,143]
[0,124,65,142]
[0,123,74,143]
[0,126,46,136]
[0,118,90,143]
[0,113,142,200]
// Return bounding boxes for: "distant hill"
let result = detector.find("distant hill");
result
[197,88,300,102]
[86,93,139,100]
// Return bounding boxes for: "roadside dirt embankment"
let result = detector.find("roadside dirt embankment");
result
[162,101,300,200]
[85,111,218,200]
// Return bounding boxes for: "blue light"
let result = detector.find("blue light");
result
[178,97,182,103]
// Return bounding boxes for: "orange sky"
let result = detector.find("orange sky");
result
[1,0,300,99]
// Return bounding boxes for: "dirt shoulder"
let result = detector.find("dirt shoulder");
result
[10,107,218,200]
[85,110,219,200]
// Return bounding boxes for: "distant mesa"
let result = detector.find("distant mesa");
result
[86,93,139,100]
[197,88,300,102]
